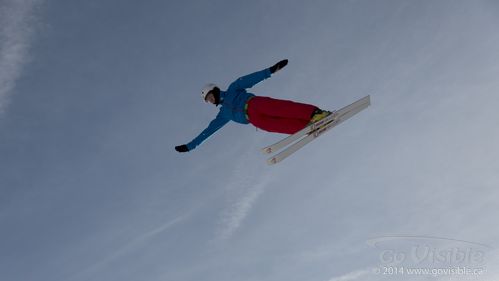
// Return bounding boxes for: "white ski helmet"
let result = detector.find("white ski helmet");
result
[201,83,218,101]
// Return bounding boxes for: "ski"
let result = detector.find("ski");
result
[261,110,338,154]
[266,95,371,165]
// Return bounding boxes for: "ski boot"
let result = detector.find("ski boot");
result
[310,108,332,124]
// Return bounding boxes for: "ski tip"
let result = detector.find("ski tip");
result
[365,95,371,105]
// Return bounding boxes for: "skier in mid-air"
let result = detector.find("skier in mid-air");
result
[174,59,331,153]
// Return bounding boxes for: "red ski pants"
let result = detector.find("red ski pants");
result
[246,96,317,134]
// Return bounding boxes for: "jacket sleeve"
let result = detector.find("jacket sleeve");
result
[227,68,272,91]
[186,111,230,151]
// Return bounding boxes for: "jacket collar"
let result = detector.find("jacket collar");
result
[216,90,226,106]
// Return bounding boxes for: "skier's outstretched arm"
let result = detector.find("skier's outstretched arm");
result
[175,112,229,153]
[228,59,288,91]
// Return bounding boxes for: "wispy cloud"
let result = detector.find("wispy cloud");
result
[327,268,375,281]
[218,174,269,240]
[217,146,270,240]
[69,214,189,281]
[0,0,42,114]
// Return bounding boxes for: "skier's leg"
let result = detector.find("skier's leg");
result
[249,96,317,121]
[247,99,309,134]
[249,116,309,134]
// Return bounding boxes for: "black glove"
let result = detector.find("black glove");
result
[269,59,288,74]
[175,144,189,153]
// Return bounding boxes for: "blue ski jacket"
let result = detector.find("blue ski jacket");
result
[186,68,272,151]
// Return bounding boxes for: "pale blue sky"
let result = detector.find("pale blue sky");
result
[1,1,499,281]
